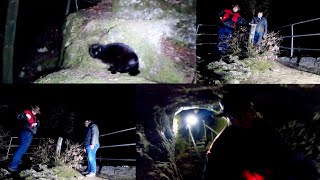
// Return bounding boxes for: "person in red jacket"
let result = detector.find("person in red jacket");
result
[7,105,41,172]
[216,4,248,59]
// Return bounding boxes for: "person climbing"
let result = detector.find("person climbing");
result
[249,10,268,49]
[216,4,248,61]
[7,105,41,173]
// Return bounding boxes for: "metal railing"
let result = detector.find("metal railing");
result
[6,127,136,162]
[6,137,43,159]
[196,24,217,46]
[275,17,320,57]
[97,127,136,162]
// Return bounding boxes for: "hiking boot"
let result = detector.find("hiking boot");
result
[222,56,234,64]
[85,173,96,177]
[81,171,89,175]
[7,167,18,173]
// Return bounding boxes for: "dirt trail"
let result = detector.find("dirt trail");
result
[244,60,320,84]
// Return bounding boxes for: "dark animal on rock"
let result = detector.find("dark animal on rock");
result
[89,43,140,76]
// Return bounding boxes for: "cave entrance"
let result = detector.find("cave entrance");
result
[172,103,230,180]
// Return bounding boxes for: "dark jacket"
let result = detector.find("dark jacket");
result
[84,123,100,146]
[251,17,268,36]
[18,110,40,134]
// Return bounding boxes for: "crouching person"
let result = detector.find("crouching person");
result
[7,105,41,172]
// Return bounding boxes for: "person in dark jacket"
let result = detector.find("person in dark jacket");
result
[216,4,248,57]
[7,105,41,172]
[249,10,268,47]
[83,119,100,177]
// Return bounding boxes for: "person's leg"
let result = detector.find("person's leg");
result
[223,27,234,54]
[90,144,99,173]
[85,145,99,177]
[8,130,33,171]
[85,146,91,173]
[216,26,227,56]
[87,145,99,174]
[254,31,263,46]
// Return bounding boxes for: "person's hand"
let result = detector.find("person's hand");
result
[90,144,94,150]
[31,123,37,127]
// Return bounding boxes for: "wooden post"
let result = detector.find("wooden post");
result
[2,0,19,83]
[249,24,257,47]
[56,137,63,157]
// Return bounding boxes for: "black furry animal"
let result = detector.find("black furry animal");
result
[89,43,140,76]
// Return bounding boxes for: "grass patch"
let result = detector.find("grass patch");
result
[244,57,272,73]
[53,166,82,179]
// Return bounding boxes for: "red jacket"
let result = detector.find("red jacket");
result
[220,9,241,28]
[24,110,37,128]
[242,170,265,180]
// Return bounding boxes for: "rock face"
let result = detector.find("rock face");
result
[206,58,252,84]
[99,165,136,179]
[36,0,196,83]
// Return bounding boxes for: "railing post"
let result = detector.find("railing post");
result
[249,24,257,46]
[56,137,63,157]
[6,137,13,159]
[211,131,214,141]
[291,24,294,57]
[203,120,206,141]
[188,126,201,159]
[38,138,42,149]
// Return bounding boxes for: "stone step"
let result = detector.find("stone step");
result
[190,144,206,149]
[195,141,206,146]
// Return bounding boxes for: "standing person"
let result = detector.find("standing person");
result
[216,4,247,58]
[249,10,268,48]
[7,105,41,172]
[84,119,100,177]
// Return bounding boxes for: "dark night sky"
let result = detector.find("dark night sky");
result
[197,0,319,29]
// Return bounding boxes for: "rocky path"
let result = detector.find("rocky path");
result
[245,60,320,84]
[0,165,135,180]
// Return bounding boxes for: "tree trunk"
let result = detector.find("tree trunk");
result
[55,0,71,69]
[2,0,19,84]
